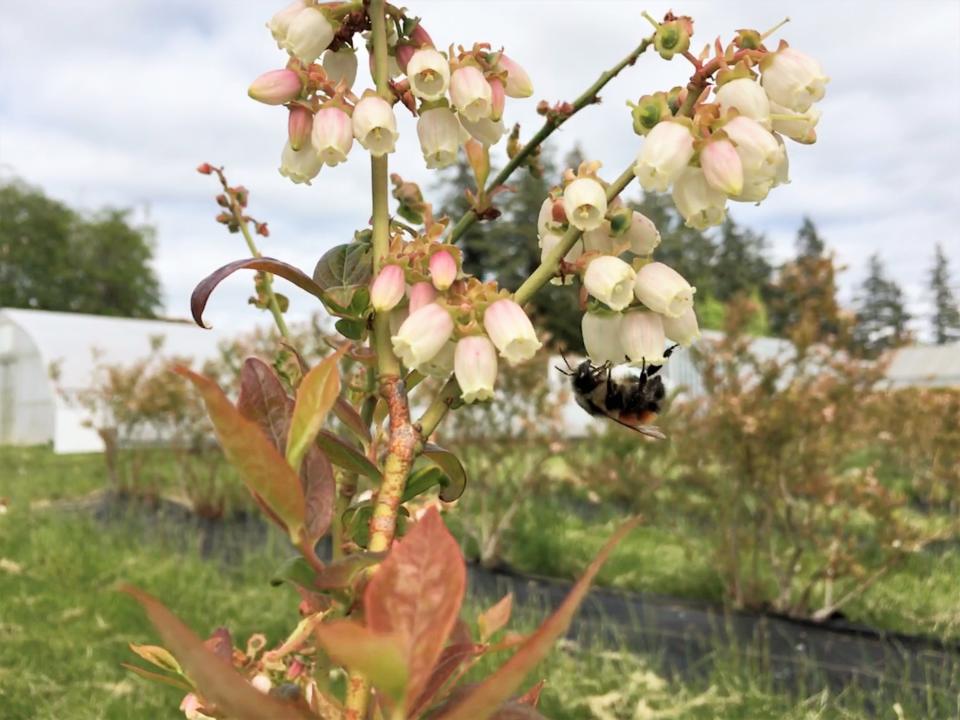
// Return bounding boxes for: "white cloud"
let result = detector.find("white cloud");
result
[1,0,958,338]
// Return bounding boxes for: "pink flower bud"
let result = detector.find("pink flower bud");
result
[662,306,700,347]
[395,44,416,73]
[450,66,492,122]
[483,299,542,366]
[700,138,744,196]
[407,281,437,315]
[497,53,533,98]
[417,107,461,169]
[391,303,454,370]
[429,250,457,290]
[563,178,607,232]
[633,121,695,193]
[248,69,302,105]
[488,77,506,122]
[620,310,667,365]
[407,48,450,101]
[582,311,626,364]
[352,95,398,157]
[634,262,696,318]
[454,335,498,403]
[584,256,637,311]
[370,264,405,312]
[721,116,787,202]
[409,23,434,48]
[287,105,313,151]
[311,106,353,166]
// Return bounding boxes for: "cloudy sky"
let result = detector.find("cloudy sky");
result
[2,1,959,338]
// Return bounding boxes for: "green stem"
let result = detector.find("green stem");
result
[514,163,637,306]
[447,35,654,245]
[237,214,290,339]
[417,379,460,438]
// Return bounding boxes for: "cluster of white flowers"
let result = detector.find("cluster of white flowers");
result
[633,43,827,230]
[251,1,533,184]
[536,168,700,367]
[367,248,542,404]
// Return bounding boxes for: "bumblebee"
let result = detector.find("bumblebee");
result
[558,348,675,439]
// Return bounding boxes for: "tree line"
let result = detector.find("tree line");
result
[438,148,959,357]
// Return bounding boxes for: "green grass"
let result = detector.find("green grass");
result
[2,446,958,719]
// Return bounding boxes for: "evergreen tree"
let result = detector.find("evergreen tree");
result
[712,217,771,301]
[767,217,848,348]
[852,254,911,357]
[929,243,960,344]
[0,179,162,317]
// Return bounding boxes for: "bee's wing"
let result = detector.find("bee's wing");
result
[607,412,667,440]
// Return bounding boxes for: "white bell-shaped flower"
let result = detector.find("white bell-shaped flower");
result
[624,212,661,256]
[268,0,307,46]
[620,310,667,365]
[700,138,744,196]
[417,107,461,169]
[407,48,450,101]
[662,306,701,347]
[761,46,828,113]
[769,100,820,144]
[633,121,696,193]
[483,299,542,365]
[322,47,358,89]
[279,140,322,185]
[280,7,334,65]
[562,178,607,232]
[672,167,727,229]
[450,66,492,122]
[715,78,772,129]
[581,311,627,364]
[584,256,636,312]
[460,116,506,146]
[352,95,399,157]
[634,262,696,318]
[454,335,498,403]
[311,107,354,166]
[391,303,454,370]
[722,116,788,203]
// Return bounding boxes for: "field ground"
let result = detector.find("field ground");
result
[1,446,958,719]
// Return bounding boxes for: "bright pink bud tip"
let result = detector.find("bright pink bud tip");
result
[408,281,437,314]
[248,69,302,105]
[409,23,434,48]
[370,264,406,312]
[488,77,506,122]
[429,250,457,291]
[395,43,416,72]
[287,105,313,152]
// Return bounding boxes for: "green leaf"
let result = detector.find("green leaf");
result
[421,443,468,501]
[314,621,408,704]
[316,430,381,481]
[128,643,183,675]
[175,367,305,543]
[402,466,446,503]
[365,508,467,715]
[313,243,373,308]
[435,518,642,720]
[286,346,346,473]
[335,318,367,341]
[313,552,386,591]
[121,663,193,692]
[270,556,317,589]
[121,586,313,720]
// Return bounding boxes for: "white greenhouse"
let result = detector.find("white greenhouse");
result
[0,308,230,453]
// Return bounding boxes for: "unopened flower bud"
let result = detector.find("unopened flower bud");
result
[417,107,460,169]
[662,306,700,346]
[268,0,307,47]
[460,116,506,146]
[633,121,695,192]
[624,212,661,256]
[455,335,498,403]
[391,303,454,369]
[371,264,405,311]
[322,47,358,89]
[634,261,695,318]
[407,281,437,314]
[654,18,692,60]
[497,53,534,98]
[488,77,506,121]
[248,69,302,105]
[562,178,607,232]
[584,256,637,311]
[769,100,820,144]
[279,140,322,185]
[280,7,334,65]
[715,78,771,129]
[429,249,457,290]
[407,48,450,101]
[672,166,726,229]
[537,197,562,236]
[621,310,666,365]
[700,138,744,195]
[761,46,828,113]
[353,95,399,157]
[287,105,313,151]
[251,675,272,694]
[450,66,492,122]
[483,299,542,365]
[311,106,353,166]
[582,311,626,364]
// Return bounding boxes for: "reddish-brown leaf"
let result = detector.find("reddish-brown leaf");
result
[191,257,326,329]
[175,366,305,543]
[236,357,293,448]
[121,586,312,720]
[334,396,371,443]
[408,642,484,718]
[302,446,335,542]
[365,507,467,715]
[478,593,513,642]
[286,346,347,473]
[313,620,408,703]
[435,518,642,720]
[203,627,233,664]
[515,680,545,707]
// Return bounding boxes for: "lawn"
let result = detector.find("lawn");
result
[1,446,957,719]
